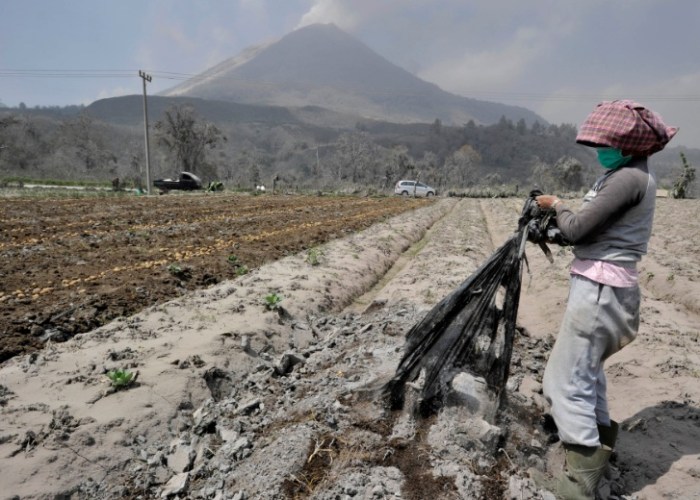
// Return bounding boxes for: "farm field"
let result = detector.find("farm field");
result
[0,192,431,362]
[0,194,699,499]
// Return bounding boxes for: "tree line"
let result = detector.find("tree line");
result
[0,103,695,197]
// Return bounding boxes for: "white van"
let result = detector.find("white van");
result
[394,180,437,197]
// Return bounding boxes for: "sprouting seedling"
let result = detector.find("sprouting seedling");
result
[106,369,135,389]
[228,254,249,276]
[307,247,323,266]
[264,292,282,310]
[167,263,191,280]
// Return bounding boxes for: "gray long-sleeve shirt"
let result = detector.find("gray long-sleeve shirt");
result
[553,157,656,263]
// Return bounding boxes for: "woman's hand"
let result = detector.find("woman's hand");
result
[535,195,562,210]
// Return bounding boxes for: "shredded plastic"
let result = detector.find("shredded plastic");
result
[383,190,568,415]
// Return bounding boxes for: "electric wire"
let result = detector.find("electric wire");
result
[1,69,700,103]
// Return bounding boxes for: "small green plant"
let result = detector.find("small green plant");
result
[264,292,282,310]
[307,247,323,266]
[206,181,224,192]
[167,263,182,274]
[227,254,249,276]
[106,369,135,389]
[167,263,191,280]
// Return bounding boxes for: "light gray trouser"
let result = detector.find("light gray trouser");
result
[543,274,640,447]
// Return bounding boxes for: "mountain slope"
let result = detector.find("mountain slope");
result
[85,95,301,127]
[161,23,544,126]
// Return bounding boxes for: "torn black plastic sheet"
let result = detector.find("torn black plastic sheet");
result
[382,191,563,416]
[383,233,524,416]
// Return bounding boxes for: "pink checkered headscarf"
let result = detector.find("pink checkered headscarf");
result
[576,100,678,156]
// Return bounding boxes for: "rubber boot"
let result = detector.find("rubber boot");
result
[597,420,619,449]
[556,443,612,500]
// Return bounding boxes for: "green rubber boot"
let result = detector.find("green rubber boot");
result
[556,443,612,500]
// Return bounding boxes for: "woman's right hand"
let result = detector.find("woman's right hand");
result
[535,195,562,210]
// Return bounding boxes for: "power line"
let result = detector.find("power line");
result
[452,92,700,102]
[0,69,137,78]
[2,68,700,103]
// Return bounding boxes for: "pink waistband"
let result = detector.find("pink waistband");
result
[570,258,638,288]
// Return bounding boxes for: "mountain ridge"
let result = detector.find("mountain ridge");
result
[160,23,545,127]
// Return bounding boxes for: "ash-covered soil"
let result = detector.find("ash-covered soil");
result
[1,196,699,500]
[0,193,430,363]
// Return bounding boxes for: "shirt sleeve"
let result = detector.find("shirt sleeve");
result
[555,168,647,244]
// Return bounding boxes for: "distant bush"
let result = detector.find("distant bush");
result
[0,176,111,188]
[447,185,520,198]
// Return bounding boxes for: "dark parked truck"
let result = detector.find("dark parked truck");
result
[153,172,203,192]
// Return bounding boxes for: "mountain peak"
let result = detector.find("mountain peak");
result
[161,24,544,126]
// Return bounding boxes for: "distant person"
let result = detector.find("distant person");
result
[535,100,677,499]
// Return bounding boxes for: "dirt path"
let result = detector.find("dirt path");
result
[1,196,699,499]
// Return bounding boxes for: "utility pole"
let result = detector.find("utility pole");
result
[316,147,320,176]
[313,142,338,177]
[139,70,152,194]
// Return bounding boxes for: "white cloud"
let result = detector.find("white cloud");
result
[417,26,550,94]
[201,26,239,68]
[160,23,197,53]
[238,0,269,23]
[297,0,362,30]
[297,0,432,31]
[239,0,264,9]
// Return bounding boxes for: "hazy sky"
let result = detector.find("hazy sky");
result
[2,0,698,148]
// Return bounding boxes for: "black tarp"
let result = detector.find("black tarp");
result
[383,191,567,415]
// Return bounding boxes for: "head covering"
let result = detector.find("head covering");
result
[576,100,678,156]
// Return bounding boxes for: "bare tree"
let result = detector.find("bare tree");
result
[416,151,440,187]
[332,131,375,183]
[155,105,226,179]
[528,156,585,194]
[0,115,25,169]
[554,156,584,192]
[444,144,480,188]
[529,160,556,192]
[58,113,116,173]
[388,145,415,182]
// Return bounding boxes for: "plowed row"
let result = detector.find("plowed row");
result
[0,192,431,362]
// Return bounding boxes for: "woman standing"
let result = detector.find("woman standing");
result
[535,100,678,499]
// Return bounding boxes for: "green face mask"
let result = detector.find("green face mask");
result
[597,147,632,169]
